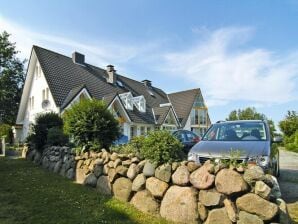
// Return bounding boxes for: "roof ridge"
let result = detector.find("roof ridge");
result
[168,88,200,95]
[33,45,73,60]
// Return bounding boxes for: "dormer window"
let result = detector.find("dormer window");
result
[119,92,133,110]
[132,95,146,112]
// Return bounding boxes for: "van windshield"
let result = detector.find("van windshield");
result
[203,122,267,141]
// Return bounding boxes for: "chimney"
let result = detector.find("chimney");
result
[72,52,85,64]
[106,65,116,84]
[142,79,152,87]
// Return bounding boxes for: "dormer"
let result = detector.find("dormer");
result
[132,95,146,112]
[119,92,133,110]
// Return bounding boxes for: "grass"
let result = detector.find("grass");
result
[288,203,298,224]
[0,157,171,224]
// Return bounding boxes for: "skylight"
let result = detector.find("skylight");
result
[147,89,155,97]
[116,80,124,88]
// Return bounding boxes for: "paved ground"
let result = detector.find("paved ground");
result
[278,149,298,223]
[279,149,298,202]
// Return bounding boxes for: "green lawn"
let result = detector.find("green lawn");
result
[0,157,171,224]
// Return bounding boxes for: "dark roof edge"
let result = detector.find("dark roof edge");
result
[61,85,91,110]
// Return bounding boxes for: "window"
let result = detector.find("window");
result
[203,122,267,141]
[164,111,176,125]
[130,126,135,139]
[140,126,145,135]
[42,88,50,101]
[119,92,133,110]
[199,110,207,125]
[193,94,205,107]
[132,96,146,112]
[191,109,207,125]
[147,89,155,97]
[42,89,45,101]
[116,80,124,88]
[35,66,38,79]
[35,63,42,79]
[29,96,34,110]
[46,88,49,100]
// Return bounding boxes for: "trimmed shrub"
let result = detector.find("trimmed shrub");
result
[0,124,13,143]
[47,127,68,146]
[140,130,183,165]
[30,112,64,151]
[63,99,120,150]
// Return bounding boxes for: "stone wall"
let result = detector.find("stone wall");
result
[26,146,291,224]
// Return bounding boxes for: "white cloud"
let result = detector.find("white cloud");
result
[162,27,298,107]
[1,16,297,108]
[0,16,154,69]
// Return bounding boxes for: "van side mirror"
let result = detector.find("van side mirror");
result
[272,136,283,143]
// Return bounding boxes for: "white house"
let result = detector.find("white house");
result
[15,46,211,142]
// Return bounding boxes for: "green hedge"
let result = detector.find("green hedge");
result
[63,99,120,150]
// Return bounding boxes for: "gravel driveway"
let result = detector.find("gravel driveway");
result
[279,149,298,223]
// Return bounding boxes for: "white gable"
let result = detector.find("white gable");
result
[16,49,59,140]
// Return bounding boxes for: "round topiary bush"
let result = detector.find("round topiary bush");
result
[63,99,120,149]
[30,112,64,151]
[140,130,183,165]
[46,127,68,146]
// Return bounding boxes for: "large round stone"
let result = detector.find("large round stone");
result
[84,173,97,187]
[172,165,190,186]
[96,175,112,195]
[205,208,232,224]
[215,169,248,195]
[132,174,146,192]
[127,163,140,180]
[155,164,172,182]
[160,186,199,224]
[237,211,264,224]
[130,190,160,215]
[66,168,75,179]
[190,165,215,190]
[254,181,271,199]
[236,193,278,221]
[146,177,169,198]
[93,165,103,177]
[113,177,132,202]
[53,160,62,173]
[143,161,156,177]
[76,168,87,184]
[243,166,265,186]
[199,190,224,207]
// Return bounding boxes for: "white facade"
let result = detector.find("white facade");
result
[16,53,59,142]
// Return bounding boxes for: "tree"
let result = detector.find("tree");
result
[0,31,26,124]
[279,111,298,137]
[63,99,120,150]
[226,107,276,137]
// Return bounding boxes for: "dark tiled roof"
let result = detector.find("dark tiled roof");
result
[102,92,117,106]
[153,106,171,125]
[33,46,169,124]
[168,89,200,127]
[61,84,88,109]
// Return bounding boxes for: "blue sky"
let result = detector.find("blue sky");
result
[1,0,298,129]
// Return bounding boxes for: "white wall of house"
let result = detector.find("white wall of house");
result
[21,60,59,141]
